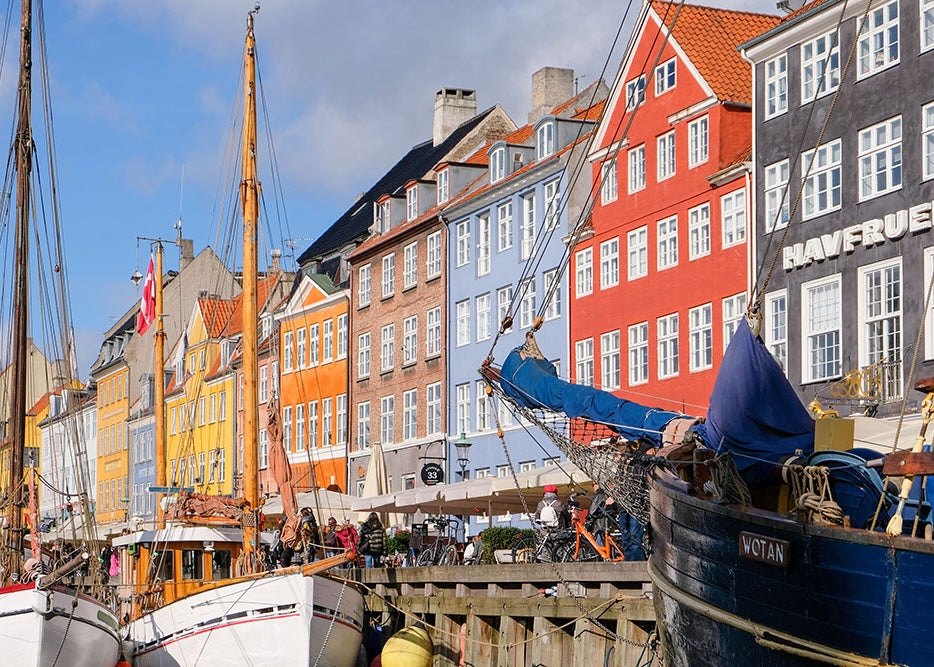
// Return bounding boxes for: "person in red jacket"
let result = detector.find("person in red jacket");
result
[335,518,358,567]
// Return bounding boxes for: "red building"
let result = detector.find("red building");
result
[572,1,779,416]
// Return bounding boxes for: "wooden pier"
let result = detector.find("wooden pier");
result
[352,561,656,666]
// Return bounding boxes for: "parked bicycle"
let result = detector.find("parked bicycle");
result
[553,497,625,562]
[415,516,461,566]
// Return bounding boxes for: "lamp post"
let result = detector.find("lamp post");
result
[454,432,472,479]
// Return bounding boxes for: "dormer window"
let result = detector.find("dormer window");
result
[374,200,391,232]
[626,74,646,111]
[437,169,449,204]
[537,121,555,160]
[490,147,506,183]
[406,186,418,221]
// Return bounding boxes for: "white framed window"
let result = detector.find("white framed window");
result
[426,231,442,279]
[688,116,708,167]
[626,74,645,110]
[380,395,394,446]
[924,0,934,52]
[601,159,618,204]
[406,186,418,221]
[357,401,370,449]
[802,139,842,219]
[476,380,491,431]
[537,120,555,159]
[403,241,418,289]
[628,323,649,386]
[600,238,619,289]
[497,286,513,333]
[308,401,318,449]
[375,200,391,232]
[199,396,206,426]
[308,324,319,367]
[575,338,594,386]
[544,180,560,231]
[600,330,620,390]
[859,115,902,200]
[381,253,396,298]
[426,382,442,435]
[456,220,470,266]
[259,367,268,403]
[802,275,842,382]
[628,144,646,193]
[689,304,713,372]
[323,319,333,362]
[721,189,747,247]
[403,315,418,366]
[628,226,648,280]
[490,147,506,183]
[655,58,676,96]
[337,314,347,359]
[437,169,449,204]
[219,389,226,421]
[357,332,370,378]
[576,247,593,297]
[521,193,536,260]
[764,54,787,119]
[519,278,536,329]
[476,293,491,341]
[322,397,333,447]
[358,264,371,306]
[765,290,788,370]
[456,383,470,434]
[658,313,679,379]
[477,213,491,276]
[403,389,418,441]
[688,203,710,259]
[296,403,305,451]
[283,406,292,451]
[543,268,561,320]
[722,293,747,350]
[764,160,790,232]
[859,258,902,373]
[296,328,306,369]
[925,102,934,181]
[381,323,395,371]
[259,429,268,469]
[283,331,293,372]
[857,1,899,78]
[456,300,470,346]
[209,394,216,424]
[801,31,840,102]
[657,131,675,181]
[657,216,678,270]
[497,201,513,251]
[426,306,441,357]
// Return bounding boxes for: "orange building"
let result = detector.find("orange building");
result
[275,272,349,493]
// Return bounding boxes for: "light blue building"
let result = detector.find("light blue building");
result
[442,69,607,532]
[128,375,156,525]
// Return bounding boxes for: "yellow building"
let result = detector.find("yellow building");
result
[93,340,131,526]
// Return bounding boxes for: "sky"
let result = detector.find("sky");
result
[3,0,779,378]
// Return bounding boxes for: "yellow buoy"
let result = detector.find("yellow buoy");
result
[380,626,433,667]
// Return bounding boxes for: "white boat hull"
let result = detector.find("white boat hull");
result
[129,570,364,667]
[0,582,121,667]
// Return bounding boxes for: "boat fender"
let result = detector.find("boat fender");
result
[115,660,132,667]
[380,626,432,667]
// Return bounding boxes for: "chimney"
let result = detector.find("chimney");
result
[270,248,282,273]
[179,238,195,271]
[433,88,477,146]
[529,67,574,123]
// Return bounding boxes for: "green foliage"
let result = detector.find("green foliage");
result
[386,529,411,555]
[476,526,535,564]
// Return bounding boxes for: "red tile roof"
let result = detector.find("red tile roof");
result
[650,1,780,104]
[199,297,235,338]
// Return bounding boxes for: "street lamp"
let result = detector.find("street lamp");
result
[454,432,472,479]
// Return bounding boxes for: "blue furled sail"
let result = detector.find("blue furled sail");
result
[496,319,815,486]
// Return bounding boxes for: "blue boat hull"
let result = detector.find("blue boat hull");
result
[649,470,934,666]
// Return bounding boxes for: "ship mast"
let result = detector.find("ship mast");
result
[4,0,33,584]
[240,8,260,569]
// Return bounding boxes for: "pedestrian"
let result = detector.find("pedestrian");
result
[322,516,340,558]
[335,518,358,568]
[619,510,646,561]
[298,507,320,563]
[463,532,484,565]
[357,512,386,568]
[535,484,569,529]
[587,483,619,545]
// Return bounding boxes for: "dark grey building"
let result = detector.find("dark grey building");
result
[742,0,934,417]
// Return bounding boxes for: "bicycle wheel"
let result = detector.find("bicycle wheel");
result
[512,536,538,563]
[552,539,576,563]
[576,539,601,562]
[416,546,435,566]
[439,544,459,566]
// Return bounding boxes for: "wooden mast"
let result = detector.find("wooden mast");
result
[240,8,260,569]
[5,0,32,584]
[154,244,167,528]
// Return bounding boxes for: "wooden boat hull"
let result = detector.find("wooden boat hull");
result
[129,569,364,667]
[0,582,120,667]
[649,469,934,666]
